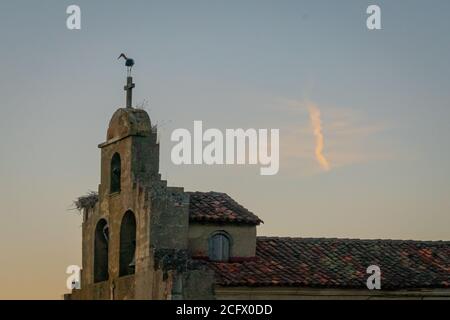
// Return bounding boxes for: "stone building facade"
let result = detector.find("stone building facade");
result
[67,105,450,300]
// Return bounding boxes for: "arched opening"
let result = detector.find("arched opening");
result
[119,211,136,276]
[208,231,231,262]
[94,219,109,283]
[110,153,121,193]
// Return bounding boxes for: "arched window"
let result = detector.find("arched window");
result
[94,219,109,283]
[208,231,231,262]
[119,211,136,276]
[110,153,121,193]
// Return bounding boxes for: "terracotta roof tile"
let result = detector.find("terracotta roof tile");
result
[207,237,450,289]
[187,192,263,225]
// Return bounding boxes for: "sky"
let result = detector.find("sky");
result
[0,0,449,299]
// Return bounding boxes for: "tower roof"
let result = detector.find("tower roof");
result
[106,108,152,142]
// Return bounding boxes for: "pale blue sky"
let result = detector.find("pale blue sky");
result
[0,0,449,299]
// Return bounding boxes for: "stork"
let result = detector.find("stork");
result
[118,53,135,76]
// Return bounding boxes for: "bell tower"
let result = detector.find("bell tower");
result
[93,70,164,292]
[68,58,215,300]
[84,71,189,299]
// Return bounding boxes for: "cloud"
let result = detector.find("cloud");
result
[278,99,389,175]
[307,102,331,171]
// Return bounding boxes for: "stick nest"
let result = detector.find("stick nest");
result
[74,191,99,211]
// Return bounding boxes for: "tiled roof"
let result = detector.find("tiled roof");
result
[207,237,450,289]
[187,192,263,225]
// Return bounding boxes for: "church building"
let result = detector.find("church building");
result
[67,74,450,300]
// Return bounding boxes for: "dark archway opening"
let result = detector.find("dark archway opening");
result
[94,219,109,283]
[119,211,136,276]
[110,153,121,193]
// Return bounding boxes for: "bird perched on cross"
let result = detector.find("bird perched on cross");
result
[118,53,135,76]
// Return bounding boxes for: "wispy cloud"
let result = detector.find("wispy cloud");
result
[307,102,330,171]
[278,99,390,175]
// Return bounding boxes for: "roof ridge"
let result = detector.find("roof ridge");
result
[188,191,263,225]
[257,236,450,244]
[186,190,226,194]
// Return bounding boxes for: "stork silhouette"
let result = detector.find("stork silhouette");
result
[118,53,135,76]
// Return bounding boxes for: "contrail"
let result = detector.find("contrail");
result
[307,103,330,171]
